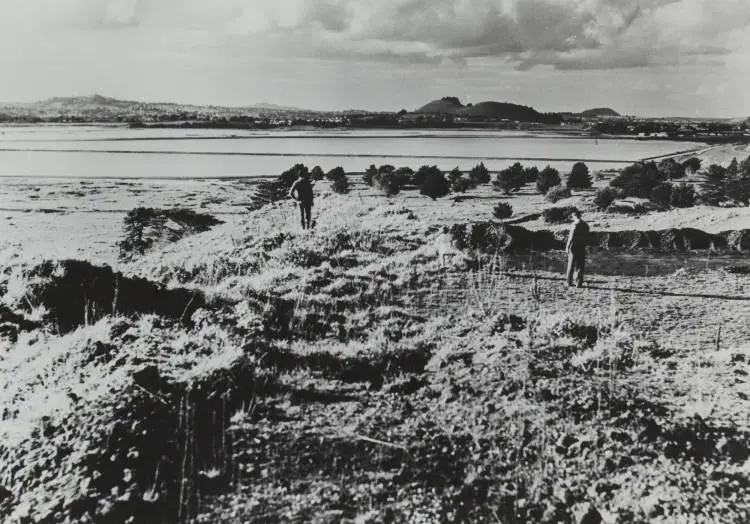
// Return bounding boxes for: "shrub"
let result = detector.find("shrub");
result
[419,169,450,200]
[413,165,442,187]
[610,161,665,198]
[120,208,223,260]
[567,162,592,189]
[724,157,750,204]
[670,182,696,208]
[363,164,378,186]
[373,171,401,197]
[536,166,561,194]
[331,174,350,194]
[378,164,395,174]
[593,187,617,210]
[650,182,673,207]
[523,166,540,184]
[469,162,491,184]
[545,185,571,203]
[658,158,686,179]
[700,164,727,205]
[327,166,346,181]
[327,166,349,194]
[447,167,463,184]
[493,202,513,220]
[493,162,525,194]
[395,166,414,186]
[280,163,309,187]
[451,176,475,193]
[682,157,702,174]
[542,206,578,224]
[310,165,324,181]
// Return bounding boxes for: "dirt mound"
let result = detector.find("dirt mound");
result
[451,223,561,253]
[0,354,265,523]
[20,260,207,333]
[453,223,748,253]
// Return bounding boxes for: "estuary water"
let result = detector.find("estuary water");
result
[0,125,704,179]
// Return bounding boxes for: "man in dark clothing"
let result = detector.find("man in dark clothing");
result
[565,209,589,288]
[289,172,314,229]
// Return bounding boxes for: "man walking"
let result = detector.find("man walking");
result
[566,209,589,288]
[289,171,314,229]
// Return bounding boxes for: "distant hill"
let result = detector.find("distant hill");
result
[415,97,559,123]
[416,97,465,115]
[580,107,620,118]
[457,101,549,121]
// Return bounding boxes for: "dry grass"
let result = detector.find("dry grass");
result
[1,178,750,523]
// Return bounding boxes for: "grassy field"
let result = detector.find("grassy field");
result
[1,164,750,523]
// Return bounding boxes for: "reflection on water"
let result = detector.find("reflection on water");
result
[504,250,750,277]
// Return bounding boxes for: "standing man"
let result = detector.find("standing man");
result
[566,209,589,288]
[289,171,314,229]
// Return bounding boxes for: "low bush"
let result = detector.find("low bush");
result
[542,206,578,224]
[310,165,325,181]
[610,161,665,198]
[394,167,414,186]
[451,177,475,193]
[682,157,702,174]
[493,202,513,220]
[419,169,450,200]
[413,165,442,187]
[327,166,346,181]
[536,166,561,194]
[119,207,224,260]
[658,158,686,179]
[523,166,540,184]
[670,182,697,208]
[650,182,697,208]
[593,187,617,210]
[373,171,401,197]
[327,166,350,194]
[331,175,350,194]
[650,182,673,207]
[545,185,571,203]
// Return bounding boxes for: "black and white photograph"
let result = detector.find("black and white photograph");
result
[1,1,749,522]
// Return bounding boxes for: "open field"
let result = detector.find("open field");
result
[2,142,750,523]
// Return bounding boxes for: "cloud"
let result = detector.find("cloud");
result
[219,0,749,70]
[0,0,747,71]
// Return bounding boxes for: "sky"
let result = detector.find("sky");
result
[0,0,748,117]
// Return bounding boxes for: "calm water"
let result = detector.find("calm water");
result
[0,125,704,179]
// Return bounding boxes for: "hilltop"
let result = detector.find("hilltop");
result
[415,96,558,123]
[580,107,620,118]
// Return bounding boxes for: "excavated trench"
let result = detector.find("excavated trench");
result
[9,260,209,334]
[451,223,750,277]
